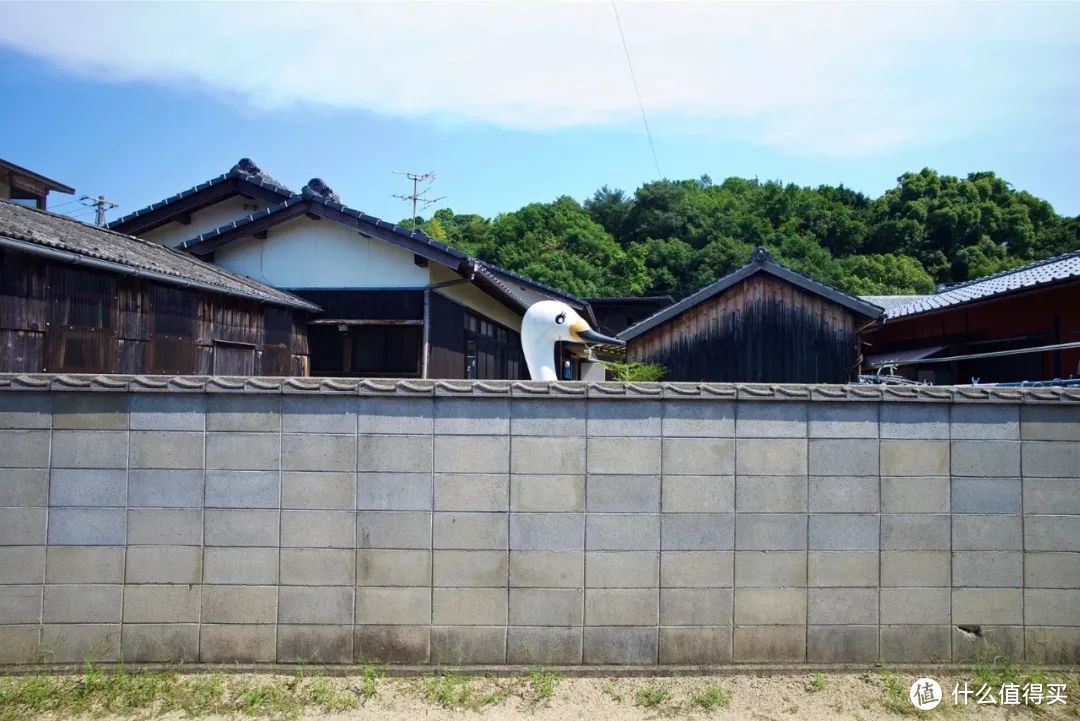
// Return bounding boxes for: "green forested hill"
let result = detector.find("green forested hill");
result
[409,169,1079,299]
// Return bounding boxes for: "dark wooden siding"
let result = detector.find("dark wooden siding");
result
[289,289,423,320]
[427,291,466,379]
[628,274,863,383]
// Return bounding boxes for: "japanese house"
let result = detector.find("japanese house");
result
[108,159,596,379]
[618,247,883,383]
[0,157,74,210]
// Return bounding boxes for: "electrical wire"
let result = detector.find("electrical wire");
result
[611,0,662,179]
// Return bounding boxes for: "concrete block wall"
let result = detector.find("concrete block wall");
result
[0,377,1078,666]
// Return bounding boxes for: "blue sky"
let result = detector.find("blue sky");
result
[1,2,1078,225]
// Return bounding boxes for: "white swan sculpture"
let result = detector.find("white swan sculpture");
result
[520,300,624,381]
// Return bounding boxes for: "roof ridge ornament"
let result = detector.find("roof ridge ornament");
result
[751,246,774,263]
[302,178,341,203]
[231,158,262,176]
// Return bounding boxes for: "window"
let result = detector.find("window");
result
[463,312,526,380]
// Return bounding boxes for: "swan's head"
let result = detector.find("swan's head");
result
[521,300,624,348]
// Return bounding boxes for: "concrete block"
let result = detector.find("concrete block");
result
[735,514,806,551]
[204,509,279,547]
[47,508,125,546]
[808,403,877,439]
[662,438,735,476]
[509,588,583,626]
[205,470,280,509]
[586,551,658,588]
[733,626,805,662]
[43,584,122,623]
[953,588,1022,625]
[879,587,950,624]
[1021,405,1080,441]
[660,588,732,625]
[127,509,202,546]
[54,393,127,429]
[589,437,661,474]
[736,402,807,438]
[511,399,586,436]
[126,546,202,584]
[41,624,120,663]
[1025,589,1080,626]
[433,511,508,549]
[734,588,806,625]
[282,471,355,510]
[203,547,279,585]
[953,514,1022,551]
[1025,515,1080,552]
[0,585,42,624]
[586,588,657,626]
[280,548,354,586]
[48,469,124,507]
[881,477,950,513]
[807,625,878,663]
[121,624,200,663]
[205,432,279,471]
[509,436,587,474]
[0,392,51,429]
[510,512,584,551]
[808,476,878,513]
[432,550,508,587]
[583,627,656,664]
[662,475,734,513]
[52,430,126,469]
[735,550,807,587]
[357,434,433,473]
[951,440,1020,477]
[199,624,276,663]
[434,398,510,435]
[881,403,948,439]
[809,439,879,476]
[435,473,508,511]
[1022,441,1080,478]
[0,507,45,545]
[808,588,877,625]
[206,394,279,432]
[354,625,429,663]
[430,626,506,664]
[806,551,877,587]
[355,587,430,625]
[432,587,507,626]
[281,510,354,548]
[587,400,661,437]
[736,476,806,513]
[587,474,660,512]
[282,433,356,472]
[953,625,1023,662]
[881,514,950,551]
[880,440,949,476]
[277,625,352,664]
[953,551,1022,587]
[586,513,660,550]
[0,468,48,506]
[510,474,585,512]
[0,546,45,584]
[433,435,508,474]
[879,625,951,662]
[662,513,734,551]
[0,430,50,468]
[663,400,735,438]
[129,394,204,431]
[952,404,1019,440]
[356,511,431,549]
[128,470,204,508]
[735,439,806,475]
[357,472,432,510]
[281,396,356,434]
[1025,552,1080,588]
[510,551,583,588]
[659,627,731,664]
[129,431,203,470]
[1025,627,1080,664]
[881,551,950,587]
[201,587,278,626]
[356,549,431,587]
[1024,477,1080,515]
[656,552,734,587]
[122,585,200,623]
[45,546,123,584]
[357,397,433,436]
[279,586,353,624]
[0,626,40,664]
[508,627,582,665]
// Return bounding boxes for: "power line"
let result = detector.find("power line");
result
[392,171,445,229]
[611,0,662,179]
[79,194,119,226]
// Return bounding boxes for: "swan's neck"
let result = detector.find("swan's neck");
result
[522,331,558,381]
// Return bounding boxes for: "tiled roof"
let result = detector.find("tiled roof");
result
[0,199,319,311]
[859,295,935,312]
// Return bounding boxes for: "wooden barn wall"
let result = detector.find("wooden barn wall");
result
[427,290,467,379]
[289,289,424,321]
[0,248,309,376]
[628,274,862,383]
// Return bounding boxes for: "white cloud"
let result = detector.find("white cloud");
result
[1,1,1075,156]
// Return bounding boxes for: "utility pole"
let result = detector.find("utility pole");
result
[392,171,445,229]
[80,195,119,226]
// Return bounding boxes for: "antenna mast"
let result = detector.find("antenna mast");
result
[79,195,119,226]
[393,171,445,229]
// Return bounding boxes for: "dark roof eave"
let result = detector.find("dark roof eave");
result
[0,158,75,194]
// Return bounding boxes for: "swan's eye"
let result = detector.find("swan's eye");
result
[555,312,566,325]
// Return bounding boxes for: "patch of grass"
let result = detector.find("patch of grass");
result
[690,684,730,711]
[806,672,826,694]
[879,669,913,715]
[634,684,670,709]
[237,680,301,717]
[423,674,474,709]
[526,669,561,706]
[307,676,357,713]
[357,665,382,704]
[602,681,625,703]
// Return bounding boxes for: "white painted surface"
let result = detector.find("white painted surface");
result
[430,264,523,331]
[141,196,274,248]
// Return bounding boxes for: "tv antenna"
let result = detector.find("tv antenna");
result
[393,171,445,229]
